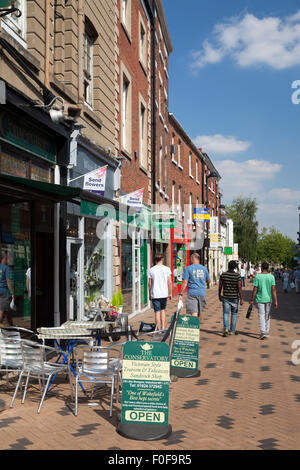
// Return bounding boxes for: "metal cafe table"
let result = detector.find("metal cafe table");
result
[37,321,115,391]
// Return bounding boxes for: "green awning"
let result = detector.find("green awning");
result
[0,173,82,205]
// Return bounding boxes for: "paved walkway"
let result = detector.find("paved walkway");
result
[0,280,300,450]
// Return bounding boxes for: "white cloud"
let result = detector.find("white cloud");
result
[191,11,300,70]
[257,203,298,240]
[218,159,281,201]
[193,134,251,155]
[260,188,300,203]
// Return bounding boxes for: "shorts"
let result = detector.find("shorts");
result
[152,298,168,312]
[0,294,10,311]
[186,295,206,315]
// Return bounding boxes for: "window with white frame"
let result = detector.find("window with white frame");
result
[178,140,182,168]
[189,193,193,223]
[2,0,26,45]
[84,32,94,107]
[172,181,175,211]
[121,70,132,154]
[121,0,131,35]
[196,159,200,183]
[196,197,199,208]
[139,98,147,169]
[189,152,193,178]
[158,146,162,188]
[178,186,181,214]
[139,17,147,68]
[171,133,176,163]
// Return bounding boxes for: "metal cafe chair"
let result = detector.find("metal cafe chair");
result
[10,341,69,414]
[0,327,39,386]
[72,345,121,418]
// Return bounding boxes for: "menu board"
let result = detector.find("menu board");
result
[171,315,200,374]
[121,342,170,426]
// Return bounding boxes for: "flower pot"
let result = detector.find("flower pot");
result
[118,306,123,314]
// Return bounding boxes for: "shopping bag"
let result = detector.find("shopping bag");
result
[290,282,295,289]
[246,304,253,319]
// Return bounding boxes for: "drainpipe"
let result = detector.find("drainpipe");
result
[54,165,60,327]
[44,0,51,88]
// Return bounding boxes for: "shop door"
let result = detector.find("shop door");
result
[66,238,83,320]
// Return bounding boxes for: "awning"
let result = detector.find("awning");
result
[0,173,81,204]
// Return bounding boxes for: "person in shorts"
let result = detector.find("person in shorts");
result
[0,251,15,326]
[148,254,172,331]
[179,252,210,320]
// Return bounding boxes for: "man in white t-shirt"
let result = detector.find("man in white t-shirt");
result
[148,254,172,331]
[240,265,246,288]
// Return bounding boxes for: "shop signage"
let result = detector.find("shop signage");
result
[83,165,107,196]
[0,110,56,164]
[224,246,233,255]
[209,216,219,248]
[121,188,144,213]
[121,341,170,426]
[170,315,200,377]
[193,208,210,222]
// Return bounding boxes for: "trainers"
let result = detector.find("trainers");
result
[223,330,229,337]
[259,334,266,340]
[229,331,239,336]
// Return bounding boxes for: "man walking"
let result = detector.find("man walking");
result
[0,251,15,326]
[240,265,246,288]
[179,252,210,320]
[219,260,244,337]
[250,261,278,340]
[148,254,172,331]
[295,267,300,294]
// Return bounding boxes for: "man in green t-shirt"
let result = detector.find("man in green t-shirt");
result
[250,261,278,340]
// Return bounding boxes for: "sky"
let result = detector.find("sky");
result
[163,0,300,241]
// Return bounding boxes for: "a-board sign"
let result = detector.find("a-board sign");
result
[117,341,172,440]
[170,314,200,378]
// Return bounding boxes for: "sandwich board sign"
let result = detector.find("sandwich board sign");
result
[170,315,200,378]
[117,341,172,441]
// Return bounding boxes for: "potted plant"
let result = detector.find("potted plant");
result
[116,289,123,314]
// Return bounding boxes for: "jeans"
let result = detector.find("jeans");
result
[257,302,272,336]
[222,298,239,332]
[241,277,245,287]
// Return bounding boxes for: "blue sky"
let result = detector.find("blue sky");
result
[164,0,300,240]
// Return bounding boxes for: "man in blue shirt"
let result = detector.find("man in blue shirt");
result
[0,251,15,326]
[179,252,210,319]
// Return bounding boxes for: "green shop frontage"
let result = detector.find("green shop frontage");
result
[80,200,151,316]
[0,85,77,330]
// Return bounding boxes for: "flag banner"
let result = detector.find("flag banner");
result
[83,165,107,196]
[121,188,144,212]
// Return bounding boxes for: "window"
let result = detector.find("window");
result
[84,32,94,107]
[139,97,147,169]
[121,72,131,153]
[196,197,199,208]
[178,140,181,168]
[189,193,193,223]
[171,134,176,163]
[196,159,200,183]
[178,186,181,215]
[2,0,26,45]
[121,0,131,37]
[189,152,193,178]
[172,182,175,211]
[139,17,147,68]
[158,146,162,188]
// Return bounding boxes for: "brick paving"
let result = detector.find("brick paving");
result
[0,280,300,450]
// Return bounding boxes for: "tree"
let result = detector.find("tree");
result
[256,226,296,267]
[226,196,258,262]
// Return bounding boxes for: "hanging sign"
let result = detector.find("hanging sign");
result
[170,315,200,378]
[117,341,172,441]
[193,208,210,222]
[121,188,144,213]
[83,165,107,196]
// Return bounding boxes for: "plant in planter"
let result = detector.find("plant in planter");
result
[116,289,123,314]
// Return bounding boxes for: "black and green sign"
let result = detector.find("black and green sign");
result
[0,110,56,164]
[171,315,200,377]
[121,341,170,427]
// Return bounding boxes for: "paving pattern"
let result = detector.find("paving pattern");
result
[0,280,300,450]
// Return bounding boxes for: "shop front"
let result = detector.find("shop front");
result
[170,223,191,296]
[0,90,74,330]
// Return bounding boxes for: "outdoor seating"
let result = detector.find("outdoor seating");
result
[10,341,69,414]
[71,345,121,418]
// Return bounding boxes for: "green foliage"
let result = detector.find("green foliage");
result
[226,196,258,262]
[111,292,118,307]
[111,290,124,307]
[117,289,123,306]
[256,226,297,267]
